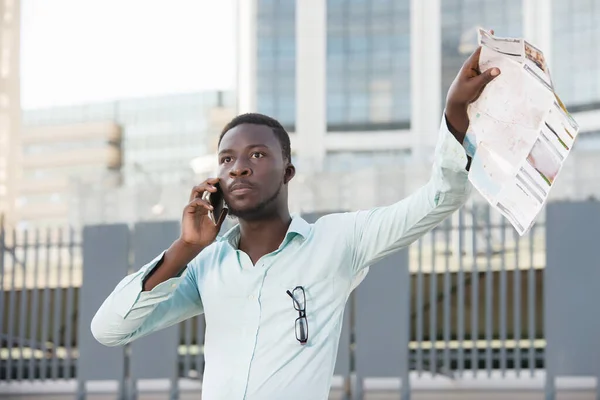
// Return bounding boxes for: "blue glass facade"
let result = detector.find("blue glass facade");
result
[255,0,411,131]
[256,0,296,129]
[441,0,522,104]
[552,0,600,110]
[326,0,411,131]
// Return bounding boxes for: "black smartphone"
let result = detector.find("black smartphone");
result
[202,183,225,225]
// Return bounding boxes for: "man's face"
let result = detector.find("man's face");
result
[217,123,291,220]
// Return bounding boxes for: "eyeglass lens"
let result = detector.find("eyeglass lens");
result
[295,316,308,343]
[292,286,305,311]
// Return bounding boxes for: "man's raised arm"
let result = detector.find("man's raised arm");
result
[341,46,501,273]
[344,114,471,272]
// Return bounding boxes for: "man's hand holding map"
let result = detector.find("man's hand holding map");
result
[465,29,580,235]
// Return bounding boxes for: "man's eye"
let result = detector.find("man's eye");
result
[251,152,264,159]
[221,156,232,163]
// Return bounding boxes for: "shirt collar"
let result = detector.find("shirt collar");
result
[218,213,311,248]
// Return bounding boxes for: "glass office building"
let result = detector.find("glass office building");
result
[441,0,523,104]
[256,0,411,131]
[256,0,296,129]
[23,91,236,186]
[326,0,411,131]
[552,0,600,110]
[253,0,600,130]
[20,91,236,226]
[240,0,600,195]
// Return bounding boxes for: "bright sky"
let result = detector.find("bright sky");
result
[20,0,236,110]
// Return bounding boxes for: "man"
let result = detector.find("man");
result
[91,48,500,399]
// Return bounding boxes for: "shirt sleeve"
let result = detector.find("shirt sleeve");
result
[90,251,204,347]
[345,114,472,274]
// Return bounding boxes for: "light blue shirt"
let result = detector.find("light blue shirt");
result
[91,116,472,400]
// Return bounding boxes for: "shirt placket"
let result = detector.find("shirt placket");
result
[237,252,270,399]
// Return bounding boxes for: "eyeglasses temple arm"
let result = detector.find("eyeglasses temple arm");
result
[286,290,302,310]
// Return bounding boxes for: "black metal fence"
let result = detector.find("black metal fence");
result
[0,226,81,382]
[1,202,599,400]
[408,204,544,376]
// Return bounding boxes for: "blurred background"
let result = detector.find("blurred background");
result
[1,0,600,399]
[0,0,598,230]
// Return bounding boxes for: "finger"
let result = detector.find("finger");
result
[462,46,482,72]
[189,186,202,202]
[206,177,220,186]
[472,66,501,88]
[185,198,213,214]
[189,182,218,202]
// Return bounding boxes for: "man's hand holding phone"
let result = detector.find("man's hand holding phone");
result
[143,179,228,291]
[181,178,228,248]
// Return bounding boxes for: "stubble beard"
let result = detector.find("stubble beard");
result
[226,182,283,221]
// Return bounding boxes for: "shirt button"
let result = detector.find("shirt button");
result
[248,295,255,301]
[171,284,177,288]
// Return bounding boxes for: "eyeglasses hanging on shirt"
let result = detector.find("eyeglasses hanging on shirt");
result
[286,286,308,345]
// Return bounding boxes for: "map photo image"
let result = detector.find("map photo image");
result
[526,138,561,186]
[525,41,548,73]
[523,41,554,89]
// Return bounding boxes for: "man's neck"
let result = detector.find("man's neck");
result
[237,210,292,264]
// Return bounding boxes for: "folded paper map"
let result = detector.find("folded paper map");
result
[464,29,580,235]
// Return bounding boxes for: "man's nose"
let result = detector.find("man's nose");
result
[229,161,252,178]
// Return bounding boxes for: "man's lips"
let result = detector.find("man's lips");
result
[231,187,253,195]
[229,183,255,195]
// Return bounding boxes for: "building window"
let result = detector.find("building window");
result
[256,0,296,129]
[440,0,522,105]
[552,0,600,111]
[327,0,411,132]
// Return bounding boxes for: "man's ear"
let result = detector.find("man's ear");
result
[284,164,296,184]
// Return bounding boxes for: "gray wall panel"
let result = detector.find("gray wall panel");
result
[130,221,181,380]
[545,201,600,377]
[78,224,129,381]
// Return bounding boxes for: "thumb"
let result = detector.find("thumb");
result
[474,67,501,87]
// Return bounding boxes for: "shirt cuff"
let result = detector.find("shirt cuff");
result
[436,113,470,173]
[463,130,477,159]
[113,250,184,317]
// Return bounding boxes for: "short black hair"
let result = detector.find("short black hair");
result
[219,113,291,162]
